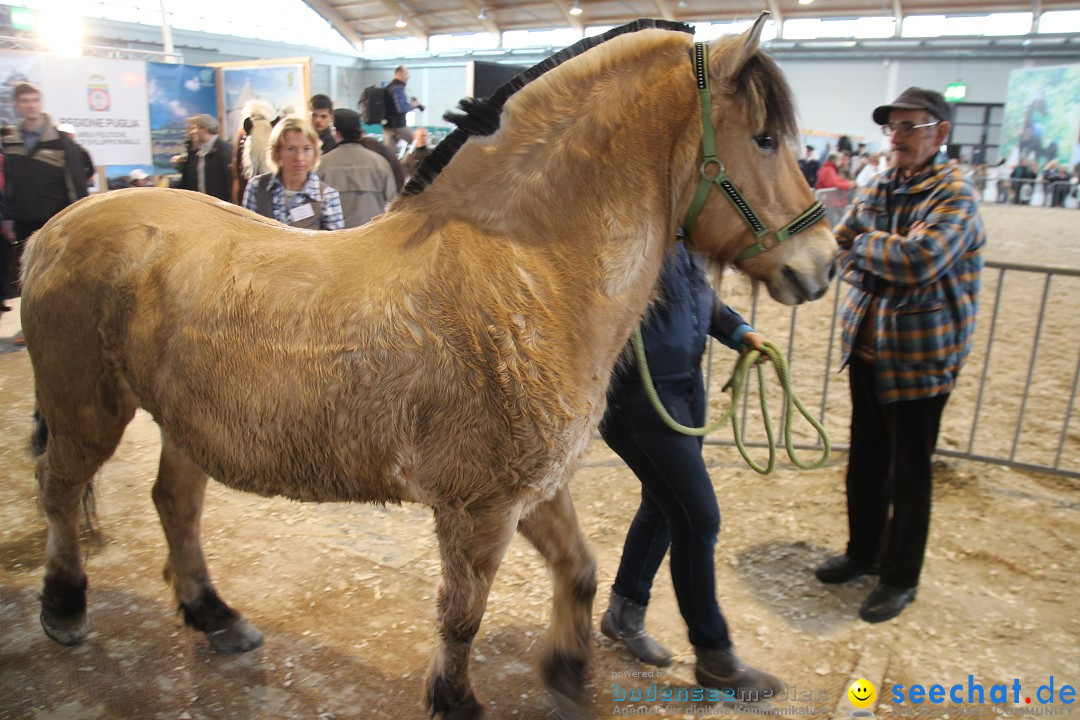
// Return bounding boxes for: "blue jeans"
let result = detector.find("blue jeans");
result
[600,372,731,651]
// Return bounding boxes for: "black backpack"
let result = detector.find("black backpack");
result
[360,84,388,125]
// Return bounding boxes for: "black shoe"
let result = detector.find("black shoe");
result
[814,554,878,584]
[694,647,784,703]
[600,591,673,667]
[859,583,916,623]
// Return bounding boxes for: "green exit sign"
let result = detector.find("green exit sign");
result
[944,83,967,102]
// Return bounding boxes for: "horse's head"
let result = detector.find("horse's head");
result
[680,13,838,305]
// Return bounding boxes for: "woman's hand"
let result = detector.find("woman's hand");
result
[742,331,767,352]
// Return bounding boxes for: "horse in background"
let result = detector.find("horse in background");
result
[21,15,835,720]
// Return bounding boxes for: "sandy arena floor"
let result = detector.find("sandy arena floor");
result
[1,203,1077,720]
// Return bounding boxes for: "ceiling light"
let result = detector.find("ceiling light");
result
[478,5,486,20]
[798,0,814,5]
[677,0,688,7]
[569,1,583,16]
[395,14,408,28]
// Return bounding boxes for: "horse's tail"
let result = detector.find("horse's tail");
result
[30,408,98,532]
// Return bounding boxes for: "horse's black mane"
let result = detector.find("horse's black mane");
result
[402,18,694,197]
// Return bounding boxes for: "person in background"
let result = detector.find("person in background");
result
[855,152,884,188]
[1009,158,1037,205]
[402,127,432,181]
[242,115,343,231]
[310,94,337,155]
[599,240,782,702]
[359,133,406,193]
[235,99,275,204]
[0,82,88,331]
[56,123,95,187]
[127,169,151,187]
[318,109,396,228]
[383,65,423,154]
[816,87,985,623]
[815,152,853,191]
[1042,160,1070,208]
[798,145,820,187]
[179,113,233,202]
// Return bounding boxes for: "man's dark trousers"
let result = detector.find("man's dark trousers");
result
[845,357,950,590]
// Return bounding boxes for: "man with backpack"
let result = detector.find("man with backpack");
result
[383,66,423,154]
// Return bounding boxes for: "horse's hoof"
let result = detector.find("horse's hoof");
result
[40,610,89,646]
[206,618,263,652]
[547,687,589,720]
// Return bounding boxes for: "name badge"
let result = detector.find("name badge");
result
[289,202,315,222]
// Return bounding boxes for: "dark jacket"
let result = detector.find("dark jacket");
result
[319,128,337,155]
[180,136,234,202]
[385,79,408,129]
[1,115,89,223]
[609,242,752,397]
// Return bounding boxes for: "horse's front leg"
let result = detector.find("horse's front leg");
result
[517,484,597,720]
[152,435,262,652]
[426,501,520,720]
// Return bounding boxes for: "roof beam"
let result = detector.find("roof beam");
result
[301,0,364,50]
[652,0,675,21]
[376,0,429,44]
[551,0,585,34]
[763,0,784,29]
[461,0,503,38]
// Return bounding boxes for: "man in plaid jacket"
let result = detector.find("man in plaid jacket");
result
[815,88,986,623]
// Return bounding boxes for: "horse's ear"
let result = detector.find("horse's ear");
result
[711,11,769,80]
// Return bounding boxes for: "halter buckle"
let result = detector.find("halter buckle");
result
[700,158,723,181]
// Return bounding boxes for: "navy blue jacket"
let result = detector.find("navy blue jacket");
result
[610,242,752,395]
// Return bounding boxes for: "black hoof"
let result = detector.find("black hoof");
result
[40,610,89,646]
[206,618,263,652]
[427,674,486,720]
[543,651,588,718]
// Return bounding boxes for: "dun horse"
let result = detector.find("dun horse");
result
[22,15,836,719]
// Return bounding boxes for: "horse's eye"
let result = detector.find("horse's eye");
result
[755,133,776,150]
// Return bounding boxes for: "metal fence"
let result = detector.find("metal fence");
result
[701,252,1080,481]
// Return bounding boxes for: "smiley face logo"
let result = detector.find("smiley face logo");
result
[848,678,876,709]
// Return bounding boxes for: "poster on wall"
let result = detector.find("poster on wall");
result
[0,50,43,126]
[1000,63,1080,171]
[41,56,151,166]
[146,62,218,175]
[216,58,310,142]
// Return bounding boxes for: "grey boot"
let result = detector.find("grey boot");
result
[600,591,673,667]
[694,647,784,703]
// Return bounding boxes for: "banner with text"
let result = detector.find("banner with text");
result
[43,55,151,165]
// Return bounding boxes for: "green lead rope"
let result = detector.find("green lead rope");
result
[631,327,831,474]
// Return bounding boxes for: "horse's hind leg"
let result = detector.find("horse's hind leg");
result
[37,405,135,645]
[517,485,597,720]
[152,434,262,652]
[426,501,521,720]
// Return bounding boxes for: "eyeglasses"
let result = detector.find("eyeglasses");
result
[882,121,940,137]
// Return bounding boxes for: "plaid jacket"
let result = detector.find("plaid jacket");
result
[835,154,985,403]
[242,171,344,230]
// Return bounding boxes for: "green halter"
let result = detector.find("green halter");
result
[681,43,825,262]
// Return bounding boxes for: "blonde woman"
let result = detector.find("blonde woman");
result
[242,115,344,230]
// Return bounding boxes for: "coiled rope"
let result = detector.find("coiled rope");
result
[631,328,830,474]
